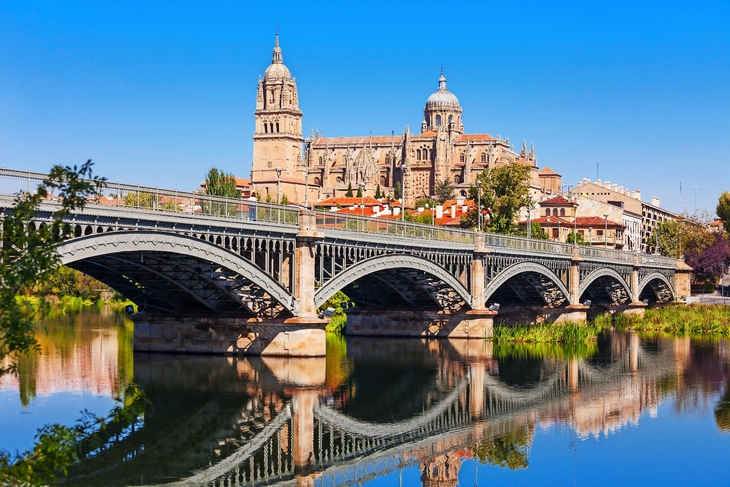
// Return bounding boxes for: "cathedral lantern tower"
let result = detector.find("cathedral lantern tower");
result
[422,69,463,134]
[251,33,303,201]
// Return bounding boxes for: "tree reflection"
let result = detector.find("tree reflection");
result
[473,425,534,470]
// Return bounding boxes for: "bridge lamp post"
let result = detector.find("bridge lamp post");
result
[526,195,532,240]
[359,181,366,217]
[430,195,436,225]
[401,164,407,222]
[589,227,593,246]
[476,180,482,232]
[275,167,283,205]
[603,214,609,249]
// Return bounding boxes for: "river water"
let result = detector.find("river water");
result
[1,308,729,486]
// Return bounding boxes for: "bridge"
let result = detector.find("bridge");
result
[0,168,691,356]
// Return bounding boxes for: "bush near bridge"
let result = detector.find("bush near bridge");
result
[615,304,730,335]
[492,318,609,345]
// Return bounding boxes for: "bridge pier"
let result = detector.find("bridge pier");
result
[565,247,589,322]
[625,255,648,316]
[345,309,494,338]
[674,258,692,300]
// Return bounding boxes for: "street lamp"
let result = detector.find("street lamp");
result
[275,167,283,204]
[430,195,436,225]
[526,195,533,239]
[603,214,609,249]
[359,181,366,216]
[401,164,407,222]
[589,226,593,246]
[476,180,483,232]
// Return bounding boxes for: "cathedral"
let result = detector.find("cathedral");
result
[251,35,562,205]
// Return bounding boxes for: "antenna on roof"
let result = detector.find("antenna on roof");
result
[596,162,599,181]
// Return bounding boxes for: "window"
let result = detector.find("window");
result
[553,208,559,216]
[276,122,280,133]
[560,208,565,216]
[313,177,321,186]
[578,230,585,236]
[481,152,487,162]
[436,115,442,126]
[552,228,559,238]
[318,156,323,165]
[264,123,268,133]
[448,115,453,124]
[417,149,422,160]
[380,176,386,185]
[385,154,391,164]
[460,153,465,163]
[597,230,604,236]
[545,208,551,216]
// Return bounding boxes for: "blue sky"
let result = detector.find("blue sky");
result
[1,1,728,215]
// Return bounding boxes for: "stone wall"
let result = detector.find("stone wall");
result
[345,309,493,338]
[132,315,326,357]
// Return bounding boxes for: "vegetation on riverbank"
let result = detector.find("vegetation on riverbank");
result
[492,316,610,345]
[616,304,730,335]
[319,291,352,335]
[16,295,136,316]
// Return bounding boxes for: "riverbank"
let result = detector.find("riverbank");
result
[616,303,730,335]
[492,316,610,344]
[16,295,137,315]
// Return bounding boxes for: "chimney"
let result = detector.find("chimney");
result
[456,198,465,205]
[633,190,641,200]
[596,179,602,186]
[451,204,456,217]
[436,205,443,219]
[462,205,468,214]
[393,207,400,216]
[611,184,618,192]
[618,186,624,193]
[651,196,660,207]
[373,205,380,214]
[605,180,611,189]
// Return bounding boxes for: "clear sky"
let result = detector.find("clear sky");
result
[1,1,728,215]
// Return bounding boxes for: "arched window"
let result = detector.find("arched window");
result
[264,123,268,134]
[448,115,453,125]
[545,208,550,216]
[318,156,323,165]
[436,115,442,126]
[385,154,391,164]
[417,149,422,160]
[276,122,280,133]
[553,208,559,216]
[560,208,565,216]
[460,153,465,163]
[454,175,460,184]
[380,176,386,186]
[481,152,487,162]
[269,123,274,133]
[336,177,343,184]
[313,177,321,186]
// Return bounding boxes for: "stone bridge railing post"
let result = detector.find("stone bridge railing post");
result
[565,246,589,321]
[455,233,496,338]
[471,233,488,311]
[290,210,323,320]
[674,258,692,301]
[626,254,648,315]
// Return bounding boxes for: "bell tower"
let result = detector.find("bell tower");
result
[251,33,303,201]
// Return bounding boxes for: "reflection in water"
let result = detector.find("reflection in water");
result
[0,307,134,406]
[2,312,730,486]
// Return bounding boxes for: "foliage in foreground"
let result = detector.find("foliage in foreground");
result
[0,161,104,376]
[492,319,607,344]
[318,291,353,334]
[473,424,533,470]
[0,384,149,486]
[616,304,730,335]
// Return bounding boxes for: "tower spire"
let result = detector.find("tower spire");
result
[272,29,283,64]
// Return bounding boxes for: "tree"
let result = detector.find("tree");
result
[375,185,382,199]
[461,164,531,234]
[566,230,588,245]
[123,191,153,209]
[717,191,730,235]
[346,182,354,197]
[684,233,730,285]
[281,193,289,206]
[435,178,456,204]
[356,186,363,198]
[203,167,239,198]
[0,162,151,485]
[393,181,402,200]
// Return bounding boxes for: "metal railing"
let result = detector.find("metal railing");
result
[482,233,575,256]
[0,167,299,226]
[579,245,636,263]
[314,210,476,244]
[638,254,677,268]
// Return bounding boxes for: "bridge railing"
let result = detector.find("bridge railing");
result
[315,210,476,244]
[0,167,299,226]
[483,233,575,256]
[578,245,637,264]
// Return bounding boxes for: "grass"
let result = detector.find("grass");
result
[492,318,609,345]
[325,312,347,335]
[15,295,137,315]
[617,303,730,335]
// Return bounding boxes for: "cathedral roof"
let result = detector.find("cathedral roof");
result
[312,135,400,147]
[538,166,561,176]
[426,70,460,109]
[264,33,291,80]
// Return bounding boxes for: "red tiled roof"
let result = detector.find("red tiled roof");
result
[538,166,560,176]
[710,219,723,227]
[457,134,495,142]
[522,216,623,228]
[318,197,384,207]
[541,195,575,205]
[313,135,400,146]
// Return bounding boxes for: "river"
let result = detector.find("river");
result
[1,308,729,486]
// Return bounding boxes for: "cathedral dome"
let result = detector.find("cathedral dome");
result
[264,33,291,80]
[426,71,460,108]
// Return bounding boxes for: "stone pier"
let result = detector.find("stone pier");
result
[345,309,494,338]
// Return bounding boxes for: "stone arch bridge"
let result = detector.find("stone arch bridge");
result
[0,169,690,356]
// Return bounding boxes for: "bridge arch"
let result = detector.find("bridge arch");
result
[314,254,473,310]
[638,272,676,302]
[578,267,632,304]
[57,231,297,316]
[484,261,572,306]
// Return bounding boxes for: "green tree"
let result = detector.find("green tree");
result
[346,182,354,197]
[203,167,240,198]
[281,193,289,206]
[0,162,151,485]
[566,230,588,245]
[522,222,550,240]
[435,178,456,204]
[717,191,730,235]
[356,186,363,198]
[393,181,402,200]
[474,425,533,470]
[461,164,531,234]
[123,191,153,209]
[375,184,382,199]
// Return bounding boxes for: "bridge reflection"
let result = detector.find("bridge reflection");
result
[60,332,726,486]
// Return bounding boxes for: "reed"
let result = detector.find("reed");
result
[619,304,730,335]
[492,320,606,344]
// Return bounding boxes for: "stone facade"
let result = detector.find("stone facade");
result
[250,36,561,206]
